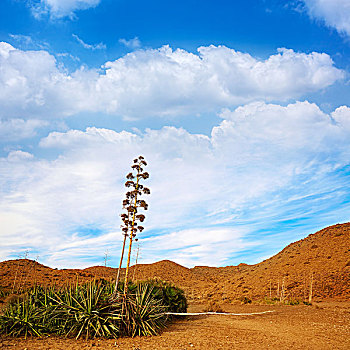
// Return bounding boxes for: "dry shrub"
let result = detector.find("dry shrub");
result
[203,300,224,313]
[239,296,252,304]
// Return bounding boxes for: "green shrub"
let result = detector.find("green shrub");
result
[285,299,300,306]
[51,280,122,339]
[121,284,167,337]
[139,279,187,313]
[0,279,187,339]
[0,295,46,338]
[262,297,280,304]
[0,287,10,298]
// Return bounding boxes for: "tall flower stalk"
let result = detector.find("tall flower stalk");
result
[112,212,129,297]
[113,156,149,297]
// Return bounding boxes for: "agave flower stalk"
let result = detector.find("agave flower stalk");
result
[112,210,130,298]
[122,156,149,296]
[132,239,140,282]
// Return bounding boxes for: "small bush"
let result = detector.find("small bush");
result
[285,299,300,306]
[203,300,224,313]
[262,297,279,304]
[0,294,46,338]
[262,297,302,305]
[0,287,10,299]
[139,279,187,313]
[239,296,252,304]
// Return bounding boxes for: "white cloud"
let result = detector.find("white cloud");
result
[140,227,253,267]
[0,42,344,119]
[7,150,34,161]
[0,118,49,141]
[1,101,350,267]
[31,0,101,19]
[0,42,73,119]
[72,34,106,50]
[119,37,141,49]
[56,52,80,62]
[9,34,33,47]
[302,0,350,36]
[9,34,49,50]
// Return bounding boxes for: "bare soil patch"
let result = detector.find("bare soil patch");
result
[1,302,349,349]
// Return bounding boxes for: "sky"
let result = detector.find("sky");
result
[1,0,350,269]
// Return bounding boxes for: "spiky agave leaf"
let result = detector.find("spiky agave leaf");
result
[51,281,122,339]
[0,295,46,338]
[139,279,188,313]
[122,284,167,337]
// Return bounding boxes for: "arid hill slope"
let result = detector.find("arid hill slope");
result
[193,223,350,301]
[0,223,349,302]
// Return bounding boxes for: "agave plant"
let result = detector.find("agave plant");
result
[51,280,121,339]
[159,284,187,313]
[141,279,188,313]
[122,284,167,337]
[0,295,46,338]
[0,279,187,339]
[0,287,10,298]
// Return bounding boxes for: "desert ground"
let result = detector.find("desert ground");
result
[0,301,349,349]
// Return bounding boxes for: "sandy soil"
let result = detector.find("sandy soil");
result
[1,301,349,350]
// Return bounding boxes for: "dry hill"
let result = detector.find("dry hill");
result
[0,222,349,303]
[193,223,350,302]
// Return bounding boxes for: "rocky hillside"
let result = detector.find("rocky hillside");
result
[1,223,349,302]
[193,223,350,301]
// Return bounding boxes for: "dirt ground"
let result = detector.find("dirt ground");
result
[1,301,349,350]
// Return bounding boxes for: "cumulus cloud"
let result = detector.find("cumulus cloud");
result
[302,0,350,36]
[72,34,106,50]
[0,42,344,119]
[31,0,101,19]
[118,37,141,49]
[0,42,73,119]
[7,150,34,161]
[0,118,49,141]
[1,101,350,267]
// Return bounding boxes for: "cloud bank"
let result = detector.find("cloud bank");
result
[302,0,350,36]
[0,42,344,119]
[0,119,48,141]
[1,101,350,267]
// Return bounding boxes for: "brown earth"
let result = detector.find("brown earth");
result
[0,222,350,349]
[0,302,349,349]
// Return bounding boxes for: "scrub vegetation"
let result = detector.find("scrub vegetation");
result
[0,279,187,339]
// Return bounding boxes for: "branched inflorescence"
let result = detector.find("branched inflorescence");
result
[114,156,150,297]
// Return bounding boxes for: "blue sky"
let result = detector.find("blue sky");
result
[1,0,350,268]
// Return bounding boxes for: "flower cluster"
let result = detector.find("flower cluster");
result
[120,156,150,238]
